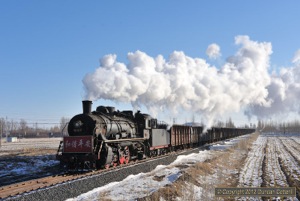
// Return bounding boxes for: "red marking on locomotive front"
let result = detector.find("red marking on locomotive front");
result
[63,136,93,153]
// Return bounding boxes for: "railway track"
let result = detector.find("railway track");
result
[0,173,85,199]
[0,148,198,200]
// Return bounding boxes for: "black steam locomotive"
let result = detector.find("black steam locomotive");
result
[57,101,255,170]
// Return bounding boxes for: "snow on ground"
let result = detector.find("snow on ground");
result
[65,151,212,201]
[0,154,60,186]
[237,132,300,201]
[276,138,300,180]
[238,135,266,187]
[265,138,287,187]
[279,137,300,176]
[0,138,62,186]
[66,135,252,201]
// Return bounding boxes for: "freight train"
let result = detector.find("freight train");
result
[56,101,255,170]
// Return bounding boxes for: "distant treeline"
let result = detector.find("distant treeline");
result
[257,119,300,133]
[1,116,300,138]
[0,117,69,138]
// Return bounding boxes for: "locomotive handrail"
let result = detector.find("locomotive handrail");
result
[104,138,146,143]
[57,141,63,155]
[97,140,103,160]
[61,122,69,136]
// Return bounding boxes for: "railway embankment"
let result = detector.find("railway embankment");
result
[3,148,201,201]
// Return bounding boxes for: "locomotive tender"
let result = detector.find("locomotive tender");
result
[57,100,255,169]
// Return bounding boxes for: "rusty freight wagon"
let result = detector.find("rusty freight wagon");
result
[170,125,191,149]
[191,126,203,146]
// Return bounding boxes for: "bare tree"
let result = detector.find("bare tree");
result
[60,117,70,135]
[0,118,5,146]
[10,119,19,134]
[19,119,27,136]
[226,117,235,128]
[0,118,5,135]
[50,125,60,133]
[215,120,225,127]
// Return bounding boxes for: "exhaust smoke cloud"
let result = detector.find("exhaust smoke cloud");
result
[83,35,300,126]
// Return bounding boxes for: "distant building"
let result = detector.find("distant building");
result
[6,137,18,142]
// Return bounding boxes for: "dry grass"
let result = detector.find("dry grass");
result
[235,132,260,151]
[97,191,113,201]
[138,179,197,201]
[187,160,214,178]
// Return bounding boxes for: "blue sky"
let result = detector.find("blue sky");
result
[1,1,300,127]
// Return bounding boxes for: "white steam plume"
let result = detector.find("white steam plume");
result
[245,48,300,120]
[83,35,281,126]
[206,43,221,59]
[292,49,300,64]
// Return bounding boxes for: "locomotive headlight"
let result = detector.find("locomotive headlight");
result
[74,120,83,128]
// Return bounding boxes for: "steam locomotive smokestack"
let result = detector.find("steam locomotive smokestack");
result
[82,100,92,114]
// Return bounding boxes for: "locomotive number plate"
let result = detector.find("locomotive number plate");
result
[63,136,93,153]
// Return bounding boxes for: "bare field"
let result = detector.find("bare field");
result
[0,137,62,157]
[238,133,300,200]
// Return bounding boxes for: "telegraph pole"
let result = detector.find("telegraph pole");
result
[6,116,8,141]
[0,117,5,147]
[0,133,1,148]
